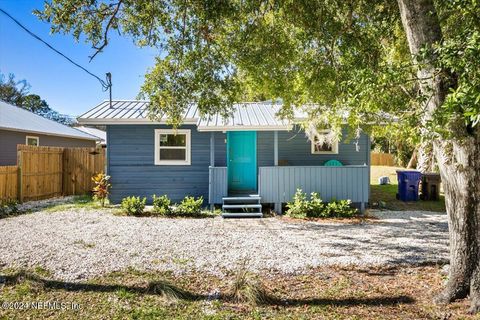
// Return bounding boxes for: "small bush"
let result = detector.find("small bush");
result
[92,172,111,207]
[286,189,357,219]
[121,196,146,216]
[0,199,19,218]
[175,196,203,216]
[307,192,326,218]
[324,199,358,217]
[152,194,172,215]
[285,189,310,218]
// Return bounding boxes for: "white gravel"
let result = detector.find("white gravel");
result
[0,208,449,281]
[16,196,77,212]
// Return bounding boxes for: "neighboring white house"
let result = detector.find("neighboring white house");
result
[75,126,107,147]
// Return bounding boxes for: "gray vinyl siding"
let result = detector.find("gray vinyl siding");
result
[106,124,369,204]
[257,131,274,167]
[0,129,96,165]
[259,126,369,166]
[278,127,368,165]
[106,125,226,204]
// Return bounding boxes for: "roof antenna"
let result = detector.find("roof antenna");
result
[106,72,112,108]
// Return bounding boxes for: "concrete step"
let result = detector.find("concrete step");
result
[223,196,261,203]
[222,204,262,209]
[221,212,263,218]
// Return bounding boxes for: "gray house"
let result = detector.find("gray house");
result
[78,100,370,217]
[0,100,98,165]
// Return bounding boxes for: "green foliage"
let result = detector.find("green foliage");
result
[91,173,111,207]
[152,194,172,215]
[34,1,480,141]
[308,192,327,218]
[0,198,19,218]
[323,200,357,218]
[121,196,146,216]
[285,189,310,218]
[286,189,357,219]
[175,196,203,217]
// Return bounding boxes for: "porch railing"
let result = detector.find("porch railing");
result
[208,166,228,204]
[258,165,369,206]
[209,165,370,210]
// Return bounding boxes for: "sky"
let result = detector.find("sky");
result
[0,0,158,116]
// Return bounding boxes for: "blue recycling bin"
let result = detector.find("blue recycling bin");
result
[396,170,422,201]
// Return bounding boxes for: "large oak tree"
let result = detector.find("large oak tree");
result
[36,0,480,313]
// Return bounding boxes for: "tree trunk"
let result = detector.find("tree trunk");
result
[416,141,435,172]
[406,147,417,169]
[397,0,480,313]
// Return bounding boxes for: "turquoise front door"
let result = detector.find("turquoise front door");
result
[227,131,257,192]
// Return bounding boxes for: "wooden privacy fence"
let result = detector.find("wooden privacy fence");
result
[0,145,105,202]
[18,145,64,201]
[0,166,18,200]
[371,152,395,166]
[63,147,106,196]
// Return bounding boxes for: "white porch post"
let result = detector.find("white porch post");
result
[273,131,282,214]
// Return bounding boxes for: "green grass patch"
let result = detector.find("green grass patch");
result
[371,184,446,212]
[44,195,104,212]
[43,195,122,215]
[370,166,446,212]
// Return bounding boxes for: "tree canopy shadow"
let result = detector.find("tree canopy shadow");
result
[1,270,415,308]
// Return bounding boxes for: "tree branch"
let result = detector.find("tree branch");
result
[89,0,124,61]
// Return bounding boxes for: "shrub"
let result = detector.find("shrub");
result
[0,199,19,218]
[175,196,203,216]
[307,192,326,218]
[152,194,172,215]
[92,172,111,207]
[121,196,146,215]
[286,189,358,219]
[324,199,358,218]
[285,189,310,218]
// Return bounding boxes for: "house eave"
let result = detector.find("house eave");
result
[77,118,198,125]
[0,126,99,141]
[196,125,293,132]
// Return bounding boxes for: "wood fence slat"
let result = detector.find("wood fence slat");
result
[0,166,18,200]
[371,152,395,166]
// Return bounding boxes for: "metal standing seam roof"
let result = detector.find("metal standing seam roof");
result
[78,100,307,131]
[75,126,107,144]
[0,100,99,140]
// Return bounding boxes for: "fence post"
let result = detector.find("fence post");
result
[62,148,66,196]
[17,148,23,202]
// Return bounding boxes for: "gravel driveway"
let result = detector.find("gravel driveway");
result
[0,209,449,281]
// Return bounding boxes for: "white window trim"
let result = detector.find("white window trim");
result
[26,135,39,146]
[154,129,191,165]
[311,130,339,155]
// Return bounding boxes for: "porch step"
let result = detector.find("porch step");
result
[221,212,263,218]
[222,204,262,209]
[223,196,261,202]
[222,195,262,218]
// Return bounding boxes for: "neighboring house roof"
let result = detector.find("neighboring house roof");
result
[75,126,107,144]
[78,100,307,131]
[0,100,98,140]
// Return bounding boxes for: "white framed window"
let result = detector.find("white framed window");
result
[154,129,191,165]
[26,135,39,146]
[311,131,338,154]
